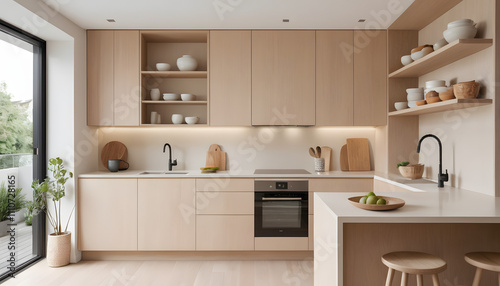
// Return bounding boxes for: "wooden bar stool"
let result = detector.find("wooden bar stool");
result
[464,252,500,286]
[382,251,447,286]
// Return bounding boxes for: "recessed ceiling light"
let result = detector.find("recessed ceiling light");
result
[358,19,366,22]
[282,19,290,23]
[107,19,116,23]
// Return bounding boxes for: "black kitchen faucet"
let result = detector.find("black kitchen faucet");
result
[163,143,177,171]
[416,134,449,188]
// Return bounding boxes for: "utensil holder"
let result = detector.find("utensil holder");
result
[314,158,325,172]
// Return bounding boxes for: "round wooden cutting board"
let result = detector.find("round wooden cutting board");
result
[101,141,128,170]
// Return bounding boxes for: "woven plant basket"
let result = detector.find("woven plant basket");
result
[47,232,71,267]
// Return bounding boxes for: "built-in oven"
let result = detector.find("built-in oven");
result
[254,179,308,237]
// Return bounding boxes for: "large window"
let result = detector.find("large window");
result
[0,19,46,280]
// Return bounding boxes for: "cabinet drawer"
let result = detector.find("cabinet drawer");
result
[196,192,253,215]
[196,178,253,192]
[196,215,254,250]
[254,237,309,251]
[309,178,373,214]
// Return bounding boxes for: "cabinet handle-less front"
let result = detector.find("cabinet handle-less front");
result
[261,197,303,201]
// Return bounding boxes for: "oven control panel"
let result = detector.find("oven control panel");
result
[254,180,308,192]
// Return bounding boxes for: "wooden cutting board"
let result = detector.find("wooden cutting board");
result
[346,138,371,171]
[320,146,332,172]
[205,144,226,171]
[101,141,128,170]
[340,144,349,171]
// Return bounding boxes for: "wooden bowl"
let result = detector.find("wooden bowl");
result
[439,87,455,101]
[425,91,441,103]
[348,196,405,211]
[416,100,427,106]
[399,164,424,179]
[453,81,480,99]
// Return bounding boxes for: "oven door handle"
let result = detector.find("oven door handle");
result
[261,197,304,201]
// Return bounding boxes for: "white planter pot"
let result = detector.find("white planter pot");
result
[47,232,71,267]
[0,220,8,237]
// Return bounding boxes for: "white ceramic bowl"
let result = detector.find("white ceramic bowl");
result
[163,93,180,101]
[407,93,424,101]
[433,38,448,50]
[406,88,424,94]
[447,19,474,29]
[443,26,477,43]
[394,102,408,111]
[401,55,413,66]
[171,114,184,124]
[410,50,424,61]
[408,101,418,108]
[425,80,446,88]
[181,93,196,101]
[185,116,200,125]
[433,86,449,93]
[156,63,171,71]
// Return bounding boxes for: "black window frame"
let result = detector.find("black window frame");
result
[0,18,47,281]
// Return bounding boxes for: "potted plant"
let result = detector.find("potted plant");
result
[0,182,26,237]
[31,157,73,267]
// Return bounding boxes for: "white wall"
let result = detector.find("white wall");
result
[417,0,495,195]
[98,127,376,173]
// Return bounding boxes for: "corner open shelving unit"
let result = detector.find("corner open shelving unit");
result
[139,30,209,126]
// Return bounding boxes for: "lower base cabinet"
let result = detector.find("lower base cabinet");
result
[255,237,309,251]
[196,215,254,250]
[78,179,138,251]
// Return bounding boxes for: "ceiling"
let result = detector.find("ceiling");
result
[41,0,414,30]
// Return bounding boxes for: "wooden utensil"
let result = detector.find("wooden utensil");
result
[340,144,349,171]
[309,147,317,158]
[346,138,371,171]
[316,146,321,159]
[205,144,226,171]
[320,146,332,171]
[348,196,405,211]
[101,141,128,170]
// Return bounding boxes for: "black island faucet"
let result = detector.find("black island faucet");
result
[416,134,449,188]
[163,143,177,171]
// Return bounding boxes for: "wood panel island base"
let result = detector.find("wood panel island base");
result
[314,192,500,286]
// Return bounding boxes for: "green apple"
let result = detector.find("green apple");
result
[366,195,379,204]
[366,192,376,197]
[376,198,387,205]
[359,196,368,204]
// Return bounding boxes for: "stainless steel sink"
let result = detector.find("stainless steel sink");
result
[138,171,188,175]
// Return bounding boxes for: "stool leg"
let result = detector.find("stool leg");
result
[401,272,408,286]
[385,268,395,286]
[416,274,423,286]
[431,274,440,286]
[472,268,482,286]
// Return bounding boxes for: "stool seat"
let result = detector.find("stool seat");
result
[465,252,500,272]
[382,251,447,275]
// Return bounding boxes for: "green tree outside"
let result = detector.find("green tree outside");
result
[0,82,33,168]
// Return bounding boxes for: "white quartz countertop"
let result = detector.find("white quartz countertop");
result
[315,190,500,223]
[78,169,375,179]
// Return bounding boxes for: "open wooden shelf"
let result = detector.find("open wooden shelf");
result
[389,0,462,30]
[388,98,492,116]
[142,100,207,105]
[141,71,207,78]
[389,39,493,78]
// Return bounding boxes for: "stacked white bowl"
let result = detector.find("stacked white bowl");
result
[443,19,477,43]
[406,88,424,108]
[424,80,447,95]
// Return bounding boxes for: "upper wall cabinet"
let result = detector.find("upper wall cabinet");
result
[353,30,387,126]
[87,30,140,126]
[316,31,354,126]
[251,31,316,126]
[209,31,252,126]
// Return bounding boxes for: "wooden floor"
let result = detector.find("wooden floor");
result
[3,259,314,286]
[0,222,34,273]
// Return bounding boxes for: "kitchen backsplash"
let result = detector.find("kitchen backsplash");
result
[97,127,376,172]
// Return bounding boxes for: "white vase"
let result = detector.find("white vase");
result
[150,88,160,101]
[171,114,184,124]
[177,55,198,71]
[150,112,158,124]
[47,232,71,267]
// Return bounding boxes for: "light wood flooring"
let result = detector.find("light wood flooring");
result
[2,259,314,286]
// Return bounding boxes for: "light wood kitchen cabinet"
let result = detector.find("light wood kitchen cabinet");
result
[316,31,354,126]
[353,30,387,126]
[78,179,138,251]
[209,31,251,126]
[87,30,140,126]
[138,179,195,251]
[196,215,254,250]
[196,192,253,215]
[251,31,316,126]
